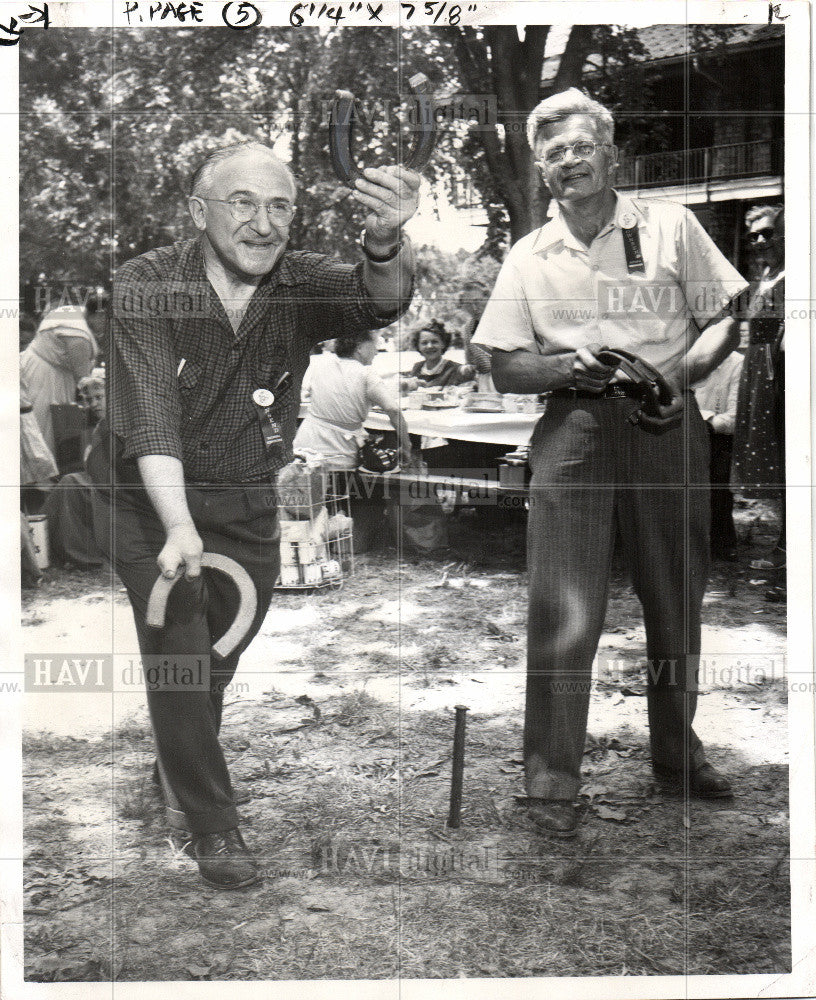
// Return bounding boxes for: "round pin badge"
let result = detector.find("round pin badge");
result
[620,212,637,229]
[252,388,275,408]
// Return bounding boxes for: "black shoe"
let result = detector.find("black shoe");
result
[654,763,733,799]
[190,828,261,889]
[527,799,579,838]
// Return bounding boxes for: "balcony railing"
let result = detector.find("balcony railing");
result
[617,139,782,189]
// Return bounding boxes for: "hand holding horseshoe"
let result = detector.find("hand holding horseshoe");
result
[352,165,421,246]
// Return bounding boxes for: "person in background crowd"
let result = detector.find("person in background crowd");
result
[692,350,744,560]
[458,277,496,391]
[77,372,107,426]
[401,319,474,389]
[731,204,785,601]
[20,302,101,454]
[44,371,108,569]
[472,88,747,837]
[295,330,412,470]
[295,330,415,552]
[20,379,59,586]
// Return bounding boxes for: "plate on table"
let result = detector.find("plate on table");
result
[421,400,460,410]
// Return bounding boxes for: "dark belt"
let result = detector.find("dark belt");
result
[549,383,644,401]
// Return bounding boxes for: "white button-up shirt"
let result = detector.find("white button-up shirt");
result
[472,193,748,376]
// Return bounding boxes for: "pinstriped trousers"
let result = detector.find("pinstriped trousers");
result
[524,393,711,801]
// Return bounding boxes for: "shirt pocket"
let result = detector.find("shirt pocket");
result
[253,353,287,391]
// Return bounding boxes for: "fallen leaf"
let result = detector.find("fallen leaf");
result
[595,805,628,822]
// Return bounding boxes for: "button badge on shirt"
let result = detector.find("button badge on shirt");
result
[620,212,637,230]
[253,388,275,408]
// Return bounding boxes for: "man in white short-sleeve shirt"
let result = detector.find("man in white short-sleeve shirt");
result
[472,88,748,837]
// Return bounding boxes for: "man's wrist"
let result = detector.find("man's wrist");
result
[361,227,404,262]
[165,517,196,533]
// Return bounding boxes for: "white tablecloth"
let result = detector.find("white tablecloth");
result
[299,403,540,448]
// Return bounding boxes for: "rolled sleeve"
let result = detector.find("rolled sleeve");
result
[110,263,183,461]
[678,210,749,329]
[307,258,413,341]
[471,259,538,354]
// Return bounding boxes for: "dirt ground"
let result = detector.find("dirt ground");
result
[21,499,789,982]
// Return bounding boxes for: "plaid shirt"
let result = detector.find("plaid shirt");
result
[109,238,409,483]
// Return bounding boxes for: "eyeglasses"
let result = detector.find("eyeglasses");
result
[539,140,611,166]
[197,197,296,226]
[747,227,775,244]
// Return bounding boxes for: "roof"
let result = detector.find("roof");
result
[541,22,785,83]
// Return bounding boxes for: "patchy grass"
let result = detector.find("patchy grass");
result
[23,505,789,981]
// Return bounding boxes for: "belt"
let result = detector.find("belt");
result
[549,383,643,401]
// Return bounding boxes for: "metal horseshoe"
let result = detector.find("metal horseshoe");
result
[146,552,258,661]
[328,71,437,186]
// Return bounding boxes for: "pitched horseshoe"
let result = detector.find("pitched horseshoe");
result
[328,71,437,186]
[146,552,258,661]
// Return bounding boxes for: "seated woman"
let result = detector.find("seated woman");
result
[295,330,414,552]
[43,371,108,569]
[402,320,474,390]
[19,304,101,457]
[295,329,413,470]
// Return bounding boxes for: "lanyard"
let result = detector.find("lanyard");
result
[621,224,645,274]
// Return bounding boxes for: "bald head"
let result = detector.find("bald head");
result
[190,141,296,200]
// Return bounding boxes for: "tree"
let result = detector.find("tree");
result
[439,25,654,245]
[19,23,658,293]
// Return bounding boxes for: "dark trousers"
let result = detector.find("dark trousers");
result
[708,429,737,552]
[524,395,710,800]
[93,484,280,834]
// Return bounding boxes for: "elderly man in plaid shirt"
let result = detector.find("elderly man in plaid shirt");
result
[90,141,419,888]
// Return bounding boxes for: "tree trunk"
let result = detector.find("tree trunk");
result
[448,25,600,245]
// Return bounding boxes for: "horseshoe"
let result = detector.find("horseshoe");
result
[328,71,437,186]
[146,553,258,661]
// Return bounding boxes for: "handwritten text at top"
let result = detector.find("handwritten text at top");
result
[290,1,477,26]
[0,3,48,46]
[119,0,478,28]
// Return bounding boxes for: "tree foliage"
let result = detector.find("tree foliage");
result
[20,23,671,293]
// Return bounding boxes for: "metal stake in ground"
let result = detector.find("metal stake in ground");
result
[447,705,469,829]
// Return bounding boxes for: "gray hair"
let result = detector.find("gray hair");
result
[190,140,296,198]
[526,88,615,155]
[745,203,783,229]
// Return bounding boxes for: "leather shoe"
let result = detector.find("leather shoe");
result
[527,799,578,837]
[654,763,733,799]
[189,828,261,889]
